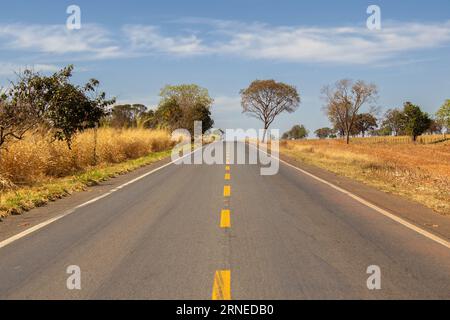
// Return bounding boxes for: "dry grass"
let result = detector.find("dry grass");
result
[279,137,450,215]
[0,128,174,218]
[348,134,448,145]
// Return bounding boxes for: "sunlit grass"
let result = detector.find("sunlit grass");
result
[0,128,174,218]
[280,137,450,215]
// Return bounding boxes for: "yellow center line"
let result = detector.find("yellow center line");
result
[220,209,231,228]
[224,173,230,180]
[223,185,231,197]
[212,270,231,300]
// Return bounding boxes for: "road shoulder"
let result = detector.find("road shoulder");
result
[279,152,450,242]
[0,156,173,243]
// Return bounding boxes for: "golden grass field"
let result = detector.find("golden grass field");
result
[279,136,450,215]
[0,128,174,218]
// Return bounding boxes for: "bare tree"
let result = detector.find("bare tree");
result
[322,79,378,144]
[240,80,300,142]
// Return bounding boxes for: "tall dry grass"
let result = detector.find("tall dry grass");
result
[280,138,450,215]
[0,128,173,189]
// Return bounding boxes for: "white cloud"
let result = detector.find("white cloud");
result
[123,25,207,56]
[1,19,450,65]
[0,23,122,59]
[123,19,450,64]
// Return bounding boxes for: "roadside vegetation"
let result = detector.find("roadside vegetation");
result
[276,78,449,215]
[0,129,173,218]
[280,138,450,215]
[0,65,214,219]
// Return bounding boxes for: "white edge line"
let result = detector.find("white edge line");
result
[250,143,450,250]
[0,147,203,250]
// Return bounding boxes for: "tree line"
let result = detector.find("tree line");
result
[106,84,214,136]
[239,78,449,143]
[0,65,215,151]
[315,100,449,142]
[2,65,448,150]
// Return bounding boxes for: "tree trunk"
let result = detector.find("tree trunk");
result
[346,133,350,144]
[262,127,268,143]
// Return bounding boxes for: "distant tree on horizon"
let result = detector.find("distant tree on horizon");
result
[436,99,450,138]
[241,80,300,142]
[402,102,431,142]
[322,79,378,144]
[282,124,308,140]
[314,127,333,139]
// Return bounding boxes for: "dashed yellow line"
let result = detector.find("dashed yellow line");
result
[220,209,231,228]
[212,270,231,300]
[212,165,232,300]
[223,185,231,197]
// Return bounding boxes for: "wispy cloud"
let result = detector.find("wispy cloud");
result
[124,19,450,64]
[123,25,207,56]
[0,23,122,60]
[1,19,450,65]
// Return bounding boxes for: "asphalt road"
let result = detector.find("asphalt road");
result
[0,141,449,299]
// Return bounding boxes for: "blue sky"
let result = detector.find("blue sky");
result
[1,0,449,134]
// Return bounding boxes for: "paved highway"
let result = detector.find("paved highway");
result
[0,142,449,299]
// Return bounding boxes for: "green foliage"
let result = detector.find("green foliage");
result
[154,84,214,135]
[402,102,431,141]
[159,84,213,111]
[4,65,115,148]
[314,127,333,139]
[436,99,450,132]
[282,125,308,140]
[354,113,378,137]
[371,126,393,136]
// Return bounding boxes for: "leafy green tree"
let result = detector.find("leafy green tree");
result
[4,65,114,148]
[436,99,450,138]
[282,125,308,140]
[354,113,378,137]
[241,80,300,142]
[160,84,213,111]
[402,102,431,142]
[314,127,333,139]
[155,84,214,135]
